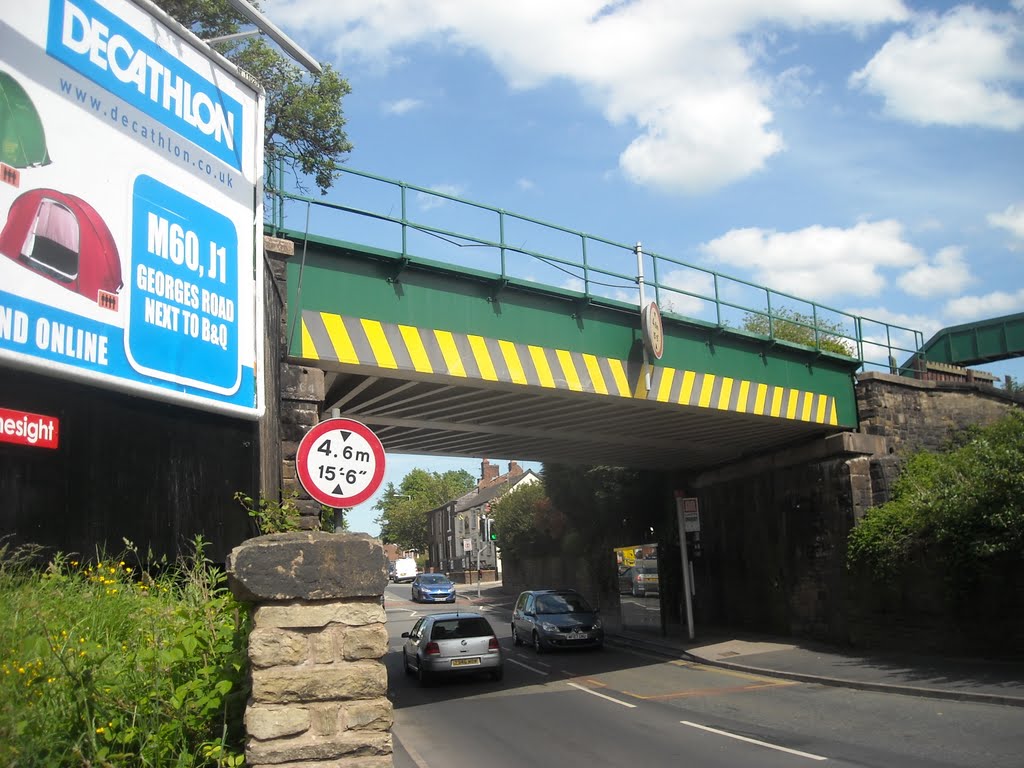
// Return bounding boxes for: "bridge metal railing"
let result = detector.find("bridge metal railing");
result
[266,161,925,373]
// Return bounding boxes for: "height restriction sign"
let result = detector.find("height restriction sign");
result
[295,418,386,508]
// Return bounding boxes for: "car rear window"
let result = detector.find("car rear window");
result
[430,617,493,640]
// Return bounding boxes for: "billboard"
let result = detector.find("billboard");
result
[0,0,264,417]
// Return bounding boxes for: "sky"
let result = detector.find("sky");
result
[259,0,1024,536]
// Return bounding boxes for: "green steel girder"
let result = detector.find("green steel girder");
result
[921,312,1024,367]
[281,230,861,428]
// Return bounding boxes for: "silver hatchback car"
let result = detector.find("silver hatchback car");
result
[402,612,504,685]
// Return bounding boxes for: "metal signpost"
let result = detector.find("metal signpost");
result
[675,491,700,641]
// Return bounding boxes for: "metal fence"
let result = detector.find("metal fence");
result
[267,162,925,373]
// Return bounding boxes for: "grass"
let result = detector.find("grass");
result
[0,537,250,767]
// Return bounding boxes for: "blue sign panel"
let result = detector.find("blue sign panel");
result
[128,175,240,392]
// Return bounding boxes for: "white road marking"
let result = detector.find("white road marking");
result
[394,730,431,768]
[512,652,550,668]
[507,658,549,676]
[567,682,637,708]
[680,721,827,761]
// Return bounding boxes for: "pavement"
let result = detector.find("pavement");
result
[456,581,1024,708]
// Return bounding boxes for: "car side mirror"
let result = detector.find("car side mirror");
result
[401,632,410,638]
[524,610,534,618]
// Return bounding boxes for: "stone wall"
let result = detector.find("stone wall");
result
[259,237,290,502]
[684,374,1022,648]
[857,371,1021,455]
[689,433,887,642]
[228,532,393,768]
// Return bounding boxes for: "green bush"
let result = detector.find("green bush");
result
[0,537,249,767]
[848,410,1024,585]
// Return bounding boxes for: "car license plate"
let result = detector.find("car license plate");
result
[566,632,587,641]
[450,657,480,667]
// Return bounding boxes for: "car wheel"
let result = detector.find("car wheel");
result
[511,625,522,646]
[533,631,546,654]
[491,665,504,682]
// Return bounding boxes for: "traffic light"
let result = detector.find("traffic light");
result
[485,518,496,541]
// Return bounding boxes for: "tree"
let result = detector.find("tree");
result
[489,481,563,561]
[848,410,1024,584]
[373,468,475,553]
[543,464,666,587]
[154,0,352,193]
[741,307,853,356]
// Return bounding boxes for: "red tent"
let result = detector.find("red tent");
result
[0,188,122,306]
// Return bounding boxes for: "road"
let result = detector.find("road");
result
[383,582,1024,768]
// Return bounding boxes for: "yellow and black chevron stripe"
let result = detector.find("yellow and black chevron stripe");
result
[299,310,838,426]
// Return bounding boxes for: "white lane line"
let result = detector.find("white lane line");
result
[567,682,637,708]
[507,658,549,676]
[513,653,550,669]
[680,721,827,761]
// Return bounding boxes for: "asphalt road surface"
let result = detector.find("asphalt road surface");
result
[383,582,1024,768]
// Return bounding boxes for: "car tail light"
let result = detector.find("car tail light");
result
[488,637,500,653]
[424,642,440,655]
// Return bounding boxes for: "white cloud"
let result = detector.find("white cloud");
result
[988,202,1024,241]
[383,97,424,115]
[657,268,716,317]
[896,246,973,298]
[275,0,908,194]
[416,183,466,210]
[700,220,922,301]
[945,288,1024,321]
[773,65,821,107]
[850,6,1024,129]
[515,178,535,191]
[845,305,942,355]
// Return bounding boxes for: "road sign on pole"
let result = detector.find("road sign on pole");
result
[675,490,696,642]
[295,418,385,508]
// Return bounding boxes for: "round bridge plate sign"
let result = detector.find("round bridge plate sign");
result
[642,301,664,360]
[295,418,386,508]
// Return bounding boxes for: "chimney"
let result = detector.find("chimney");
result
[508,461,523,478]
[480,458,499,488]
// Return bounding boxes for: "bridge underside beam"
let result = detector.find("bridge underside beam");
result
[315,368,837,470]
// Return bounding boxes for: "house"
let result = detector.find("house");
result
[426,459,539,578]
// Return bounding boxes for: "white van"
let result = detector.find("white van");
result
[393,558,418,583]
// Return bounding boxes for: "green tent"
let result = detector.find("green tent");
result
[0,71,51,168]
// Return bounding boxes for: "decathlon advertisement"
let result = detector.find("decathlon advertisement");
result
[0,0,264,417]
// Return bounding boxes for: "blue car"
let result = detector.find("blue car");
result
[411,573,457,603]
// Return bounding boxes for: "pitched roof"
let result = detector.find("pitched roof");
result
[430,469,540,516]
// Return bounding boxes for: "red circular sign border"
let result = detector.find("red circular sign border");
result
[295,418,386,508]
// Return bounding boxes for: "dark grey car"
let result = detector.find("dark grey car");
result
[511,589,604,652]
